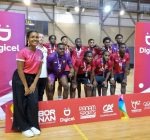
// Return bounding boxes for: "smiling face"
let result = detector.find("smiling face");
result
[28,32,39,47]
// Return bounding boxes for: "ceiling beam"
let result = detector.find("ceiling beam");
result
[4,2,14,11]
[1,0,150,14]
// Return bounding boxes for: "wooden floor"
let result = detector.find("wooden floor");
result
[1,116,150,140]
[2,69,149,140]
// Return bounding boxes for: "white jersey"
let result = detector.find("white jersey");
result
[36,45,48,78]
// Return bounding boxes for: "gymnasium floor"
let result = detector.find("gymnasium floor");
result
[1,116,150,140]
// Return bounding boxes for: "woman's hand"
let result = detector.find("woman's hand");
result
[24,86,30,96]
[29,83,36,94]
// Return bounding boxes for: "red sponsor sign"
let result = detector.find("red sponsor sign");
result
[6,94,150,133]
[98,95,120,121]
[134,22,150,93]
[5,96,120,133]
[123,93,150,117]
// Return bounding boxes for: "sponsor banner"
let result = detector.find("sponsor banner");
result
[76,97,100,124]
[134,22,150,93]
[39,99,77,127]
[5,96,120,133]
[0,11,25,120]
[7,94,150,133]
[98,95,120,121]
[123,93,150,117]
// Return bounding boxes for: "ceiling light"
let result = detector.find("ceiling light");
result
[120,9,125,16]
[23,0,31,6]
[104,5,111,13]
[74,6,80,13]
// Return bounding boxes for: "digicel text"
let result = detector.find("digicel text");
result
[0,44,19,53]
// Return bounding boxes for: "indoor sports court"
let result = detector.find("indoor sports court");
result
[1,0,150,139]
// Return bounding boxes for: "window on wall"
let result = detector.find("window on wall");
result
[25,20,48,35]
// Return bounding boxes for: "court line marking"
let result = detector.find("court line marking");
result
[73,124,89,140]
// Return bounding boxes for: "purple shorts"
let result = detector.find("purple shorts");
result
[48,73,66,83]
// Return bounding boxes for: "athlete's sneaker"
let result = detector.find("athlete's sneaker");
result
[30,127,41,135]
[22,129,34,137]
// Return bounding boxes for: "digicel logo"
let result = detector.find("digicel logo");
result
[0,25,11,41]
[139,33,150,55]
[0,24,20,53]
[60,108,75,123]
[145,33,150,46]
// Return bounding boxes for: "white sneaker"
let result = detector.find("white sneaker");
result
[22,129,34,137]
[30,127,41,135]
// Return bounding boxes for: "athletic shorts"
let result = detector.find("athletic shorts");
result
[48,73,66,83]
[77,74,90,85]
[95,75,105,87]
[114,73,125,83]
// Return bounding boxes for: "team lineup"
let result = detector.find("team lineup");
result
[43,33,130,100]
[12,31,130,137]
